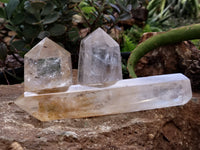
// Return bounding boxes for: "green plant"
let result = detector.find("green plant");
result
[121,34,136,52]
[74,0,120,34]
[147,0,199,26]
[0,0,80,54]
[127,24,162,42]
[121,24,162,52]
[0,40,24,84]
[0,0,81,83]
[127,23,200,78]
[191,39,200,49]
[73,0,146,35]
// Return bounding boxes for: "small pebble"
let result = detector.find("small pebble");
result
[8,142,24,150]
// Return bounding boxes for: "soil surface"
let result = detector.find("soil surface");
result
[0,84,200,150]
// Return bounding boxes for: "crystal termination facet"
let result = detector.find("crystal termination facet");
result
[24,37,73,92]
[78,28,122,85]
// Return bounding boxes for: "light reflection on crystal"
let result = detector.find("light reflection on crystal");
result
[78,28,122,85]
[15,74,192,121]
[24,37,73,92]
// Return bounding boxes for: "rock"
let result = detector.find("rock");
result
[135,32,200,90]
[8,142,24,150]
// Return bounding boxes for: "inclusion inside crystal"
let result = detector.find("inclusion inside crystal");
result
[24,37,73,92]
[78,28,122,85]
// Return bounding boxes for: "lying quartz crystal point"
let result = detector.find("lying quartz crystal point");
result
[24,37,73,92]
[78,27,122,85]
[15,73,192,121]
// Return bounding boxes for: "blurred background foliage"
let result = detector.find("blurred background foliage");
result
[0,0,200,82]
[0,0,199,55]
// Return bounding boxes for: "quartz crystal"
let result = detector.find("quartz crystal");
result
[24,37,73,92]
[78,27,122,85]
[15,74,192,121]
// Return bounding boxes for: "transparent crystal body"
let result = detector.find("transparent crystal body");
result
[15,74,192,121]
[24,37,73,92]
[78,28,122,85]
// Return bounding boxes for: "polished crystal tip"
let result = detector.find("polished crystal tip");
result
[24,37,73,92]
[78,27,122,85]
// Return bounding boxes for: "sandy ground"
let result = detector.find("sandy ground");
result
[0,84,200,150]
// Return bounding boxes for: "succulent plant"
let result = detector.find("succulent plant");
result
[0,0,79,53]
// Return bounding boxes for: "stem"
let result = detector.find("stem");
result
[11,53,24,65]
[127,23,200,78]
[91,4,102,31]
[4,69,23,81]
[2,70,9,85]
[76,5,91,27]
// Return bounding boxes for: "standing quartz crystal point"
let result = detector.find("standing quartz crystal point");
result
[24,37,73,92]
[78,27,122,85]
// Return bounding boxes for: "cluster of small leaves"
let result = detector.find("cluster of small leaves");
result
[121,35,136,52]
[191,39,200,50]
[121,24,162,52]
[0,0,149,56]
[0,0,80,55]
[147,0,199,26]
[73,0,119,34]
[74,0,144,34]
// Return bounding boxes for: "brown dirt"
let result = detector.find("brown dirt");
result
[0,84,200,150]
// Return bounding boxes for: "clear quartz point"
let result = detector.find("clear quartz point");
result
[78,27,122,85]
[15,74,192,121]
[24,37,73,92]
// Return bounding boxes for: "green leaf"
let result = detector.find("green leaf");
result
[79,1,88,7]
[71,0,81,3]
[24,0,41,20]
[43,12,59,24]
[81,6,95,14]
[131,0,139,9]
[48,24,66,36]
[24,1,37,14]
[25,13,40,25]
[116,0,129,13]
[0,0,9,3]
[30,1,46,10]
[38,31,50,39]
[121,35,136,52]
[0,7,5,18]
[5,0,19,19]
[23,25,40,39]
[11,40,26,51]
[68,27,80,42]
[108,15,116,22]
[41,2,54,16]
[119,12,132,20]
[5,24,17,31]
[109,3,121,13]
[11,13,25,25]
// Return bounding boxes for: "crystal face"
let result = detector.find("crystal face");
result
[24,37,73,92]
[78,27,122,85]
[37,58,61,77]
[15,74,192,121]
